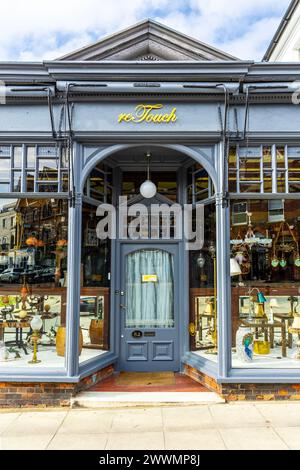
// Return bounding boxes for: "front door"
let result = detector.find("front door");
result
[119,244,179,371]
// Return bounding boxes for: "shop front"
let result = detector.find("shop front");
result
[0,20,300,405]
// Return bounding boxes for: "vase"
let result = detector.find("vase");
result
[89,319,103,345]
[236,326,253,362]
[56,326,83,357]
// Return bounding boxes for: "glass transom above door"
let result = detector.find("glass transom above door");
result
[125,249,175,328]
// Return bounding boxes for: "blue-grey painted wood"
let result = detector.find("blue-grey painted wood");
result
[118,243,180,372]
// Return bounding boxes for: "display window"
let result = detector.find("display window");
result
[189,203,218,360]
[79,202,111,364]
[0,198,69,368]
[230,199,300,368]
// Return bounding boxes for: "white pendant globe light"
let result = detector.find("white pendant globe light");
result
[140,152,157,198]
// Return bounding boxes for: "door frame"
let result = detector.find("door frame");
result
[115,240,184,371]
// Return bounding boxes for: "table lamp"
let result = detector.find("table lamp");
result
[230,258,242,277]
[28,315,43,364]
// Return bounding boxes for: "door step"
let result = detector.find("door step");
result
[71,391,225,408]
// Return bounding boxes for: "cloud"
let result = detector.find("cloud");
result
[0,0,291,61]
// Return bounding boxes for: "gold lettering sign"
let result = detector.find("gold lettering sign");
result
[142,274,158,283]
[118,104,177,124]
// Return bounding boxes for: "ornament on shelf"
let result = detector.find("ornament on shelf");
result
[236,326,254,362]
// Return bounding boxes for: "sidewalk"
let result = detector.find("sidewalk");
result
[1,402,300,450]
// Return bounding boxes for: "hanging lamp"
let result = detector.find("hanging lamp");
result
[140,152,157,198]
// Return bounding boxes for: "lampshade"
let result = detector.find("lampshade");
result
[30,315,42,331]
[257,292,267,303]
[270,298,279,308]
[230,258,242,276]
[140,180,157,199]
[196,252,206,268]
[204,302,214,315]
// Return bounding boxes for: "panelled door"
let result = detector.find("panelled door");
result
[119,244,180,371]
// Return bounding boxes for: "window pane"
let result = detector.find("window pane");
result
[263,171,273,192]
[61,172,69,192]
[228,147,237,169]
[276,146,285,168]
[228,170,237,192]
[239,183,261,193]
[263,146,272,168]
[0,159,10,180]
[80,202,111,364]
[37,146,57,157]
[0,198,69,369]
[125,249,174,328]
[0,182,10,192]
[230,198,300,369]
[13,147,22,168]
[277,170,286,192]
[189,203,217,362]
[26,147,36,168]
[38,183,58,193]
[38,159,58,181]
[26,171,35,191]
[12,171,22,192]
[289,183,300,193]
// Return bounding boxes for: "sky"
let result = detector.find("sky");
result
[0,0,291,61]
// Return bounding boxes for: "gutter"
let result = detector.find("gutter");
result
[263,0,300,61]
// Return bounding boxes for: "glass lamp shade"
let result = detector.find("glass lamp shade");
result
[269,298,279,308]
[257,292,267,304]
[30,315,43,331]
[196,252,206,268]
[140,180,157,199]
[230,258,242,276]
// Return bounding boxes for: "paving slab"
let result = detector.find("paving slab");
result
[255,403,300,427]
[0,412,20,435]
[162,405,215,431]
[56,409,113,435]
[219,426,289,450]
[3,411,67,437]
[106,431,165,450]
[274,426,300,450]
[209,403,267,428]
[0,434,53,450]
[47,433,108,450]
[165,429,226,450]
[110,407,163,433]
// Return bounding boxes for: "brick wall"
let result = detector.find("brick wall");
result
[183,364,300,401]
[0,365,114,408]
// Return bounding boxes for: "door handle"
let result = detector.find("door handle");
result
[120,304,127,309]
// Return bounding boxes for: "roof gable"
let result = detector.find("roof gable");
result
[58,19,238,61]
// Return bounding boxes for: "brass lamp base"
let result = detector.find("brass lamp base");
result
[205,347,218,355]
[28,332,41,364]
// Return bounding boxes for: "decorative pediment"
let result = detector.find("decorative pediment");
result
[59,19,238,62]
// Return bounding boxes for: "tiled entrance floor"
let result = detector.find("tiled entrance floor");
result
[89,372,209,392]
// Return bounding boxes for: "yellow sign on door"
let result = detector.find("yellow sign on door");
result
[142,274,158,283]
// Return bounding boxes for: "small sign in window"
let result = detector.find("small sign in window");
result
[142,274,158,283]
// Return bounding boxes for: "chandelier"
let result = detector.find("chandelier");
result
[230,212,272,249]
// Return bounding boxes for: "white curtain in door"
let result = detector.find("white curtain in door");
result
[125,249,174,328]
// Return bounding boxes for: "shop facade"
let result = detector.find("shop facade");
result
[0,20,300,405]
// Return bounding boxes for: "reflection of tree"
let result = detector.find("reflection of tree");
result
[13,199,68,279]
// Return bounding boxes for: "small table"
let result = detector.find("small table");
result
[273,313,294,349]
[0,321,30,355]
[240,318,287,357]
